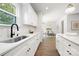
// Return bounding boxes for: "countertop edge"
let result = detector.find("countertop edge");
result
[56,34,79,46]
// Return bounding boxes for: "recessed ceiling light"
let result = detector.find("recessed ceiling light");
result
[46,7,48,10]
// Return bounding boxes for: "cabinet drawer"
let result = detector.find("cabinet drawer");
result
[10,46,31,56]
[64,46,73,56]
[5,45,29,56]
[61,37,79,56]
[69,47,79,56]
[64,47,79,56]
[62,37,79,51]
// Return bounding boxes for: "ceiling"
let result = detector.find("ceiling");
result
[31,3,79,23]
[31,3,79,14]
[31,3,68,23]
[31,3,67,14]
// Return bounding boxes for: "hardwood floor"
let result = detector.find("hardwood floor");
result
[35,36,60,56]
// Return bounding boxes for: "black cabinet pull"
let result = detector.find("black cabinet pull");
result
[67,50,72,55]
[27,48,31,52]
[29,48,31,50]
[67,51,69,52]
[27,50,29,52]
[69,53,72,55]
[68,44,71,46]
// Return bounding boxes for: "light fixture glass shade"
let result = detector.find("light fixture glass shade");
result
[65,4,75,14]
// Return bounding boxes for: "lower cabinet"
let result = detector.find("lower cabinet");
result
[56,35,79,56]
[4,41,31,56]
[4,34,41,56]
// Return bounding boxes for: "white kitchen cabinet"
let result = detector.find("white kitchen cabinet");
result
[4,40,31,56]
[22,3,38,27]
[29,37,40,55]
[26,36,40,56]
[56,35,66,55]
[56,35,79,56]
[4,33,41,56]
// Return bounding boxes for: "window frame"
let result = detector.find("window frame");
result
[0,4,16,26]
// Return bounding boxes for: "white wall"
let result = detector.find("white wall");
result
[58,15,67,34]
[67,13,79,33]
[58,13,79,34]
[0,3,37,41]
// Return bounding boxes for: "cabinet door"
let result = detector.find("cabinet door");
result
[4,42,29,56]
[22,3,32,25]
[23,3,38,26]
[56,35,62,49]
[22,4,30,25]
[32,12,38,26]
[28,4,38,26]
[29,37,39,55]
[56,35,69,56]
[28,4,33,25]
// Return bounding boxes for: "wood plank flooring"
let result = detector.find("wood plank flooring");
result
[35,36,60,56]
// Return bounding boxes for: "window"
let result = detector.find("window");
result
[0,3,16,25]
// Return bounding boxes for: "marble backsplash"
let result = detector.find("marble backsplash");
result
[0,25,36,41]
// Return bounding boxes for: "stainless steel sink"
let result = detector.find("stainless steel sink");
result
[0,36,28,43]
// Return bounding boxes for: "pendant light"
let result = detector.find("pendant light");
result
[65,4,75,14]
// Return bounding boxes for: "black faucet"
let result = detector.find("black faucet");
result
[11,24,19,38]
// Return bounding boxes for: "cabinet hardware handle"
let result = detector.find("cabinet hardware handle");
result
[68,44,71,46]
[67,51,69,52]
[69,53,72,55]
[27,50,29,52]
[29,48,31,50]
[27,48,31,52]
[67,51,72,55]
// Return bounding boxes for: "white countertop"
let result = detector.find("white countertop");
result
[57,34,79,45]
[0,43,17,55]
[0,33,38,56]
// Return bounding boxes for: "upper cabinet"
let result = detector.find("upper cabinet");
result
[22,3,38,27]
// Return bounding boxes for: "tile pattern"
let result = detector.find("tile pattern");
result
[35,36,60,56]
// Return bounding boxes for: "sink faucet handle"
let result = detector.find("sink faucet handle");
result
[16,31,19,36]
